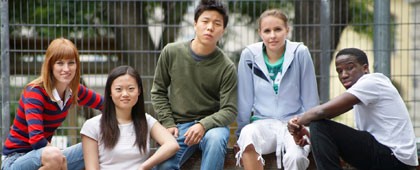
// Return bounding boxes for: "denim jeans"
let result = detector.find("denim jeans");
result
[1,143,84,170]
[156,121,230,170]
[309,119,412,170]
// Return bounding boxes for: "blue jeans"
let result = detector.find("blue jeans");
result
[1,143,84,170]
[156,121,230,170]
[310,119,412,170]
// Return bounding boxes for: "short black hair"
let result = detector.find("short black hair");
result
[194,0,229,29]
[336,48,369,66]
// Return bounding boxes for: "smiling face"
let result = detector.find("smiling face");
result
[52,58,77,87]
[193,10,225,47]
[110,74,140,112]
[259,15,289,53]
[335,54,369,89]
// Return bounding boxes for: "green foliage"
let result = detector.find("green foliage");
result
[349,0,374,36]
[10,0,105,38]
[9,0,394,40]
[349,0,395,41]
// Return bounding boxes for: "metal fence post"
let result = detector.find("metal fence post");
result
[374,0,391,76]
[320,0,331,104]
[1,0,10,148]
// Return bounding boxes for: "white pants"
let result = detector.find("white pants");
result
[235,119,310,170]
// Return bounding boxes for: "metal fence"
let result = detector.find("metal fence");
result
[1,0,420,154]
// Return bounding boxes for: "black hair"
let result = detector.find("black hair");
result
[336,48,369,66]
[194,0,229,28]
[100,65,147,154]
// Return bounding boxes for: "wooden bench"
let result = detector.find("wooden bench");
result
[181,148,357,170]
[153,142,419,170]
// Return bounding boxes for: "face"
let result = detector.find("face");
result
[110,74,140,112]
[335,54,369,89]
[259,16,289,53]
[53,58,77,87]
[194,10,225,46]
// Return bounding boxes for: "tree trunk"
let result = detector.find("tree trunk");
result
[108,1,158,115]
[108,1,156,74]
[160,1,190,48]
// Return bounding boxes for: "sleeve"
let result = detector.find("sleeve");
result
[80,115,101,141]
[77,85,104,110]
[151,46,176,128]
[24,86,49,149]
[297,45,319,111]
[235,48,254,136]
[347,75,379,106]
[145,113,158,130]
[198,62,238,131]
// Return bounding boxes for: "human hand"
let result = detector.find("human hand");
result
[288,118,310,147]
[233,143,242,165]
[293,128,310,147]
[233,143,240,155]
[167,127,179,138]
[184,123,205,146]
[287,117,301,135]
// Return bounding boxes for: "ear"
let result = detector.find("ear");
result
[363,64,369,74]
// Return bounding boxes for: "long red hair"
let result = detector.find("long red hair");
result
[29,38,81,104]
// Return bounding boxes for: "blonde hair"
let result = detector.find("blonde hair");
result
[258,9,289,30]
[29,37,81,104]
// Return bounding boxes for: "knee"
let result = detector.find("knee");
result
[309,119,331,135]
[202,129,229,147]
[243,144,256,154]
[41,146,65,168]
[156,161,179,170]
[202,136,227,152]
[283,151,309,167]
[284,151,308,162]
[241,144,260,160]
[201,130,228,156]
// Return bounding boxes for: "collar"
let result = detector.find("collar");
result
[262,42,286,66]
[52,88,72,109]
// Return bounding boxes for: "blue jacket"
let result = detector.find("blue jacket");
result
[236,40,319,136]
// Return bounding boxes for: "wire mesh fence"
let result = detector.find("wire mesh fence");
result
[1,0,420,155]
